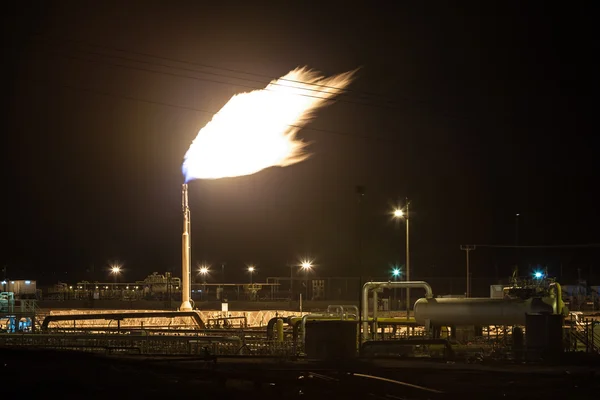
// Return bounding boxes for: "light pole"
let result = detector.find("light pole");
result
[289,262,294,300]
[392,266,401,310]
[110,263,121,288]
[198,265,209,301]
[393,198,411,319]
[248,266,255,284]
[301,260,313,300]
[460,245,476,297]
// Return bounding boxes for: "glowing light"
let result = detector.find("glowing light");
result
[392,268,401,278]
[301,261,313,270]
[110,263,122,275]
[182,67,357,181]
[199,266,209,275]
[248,266,255,273]
[534,271,543,279]
[393,209,404,218]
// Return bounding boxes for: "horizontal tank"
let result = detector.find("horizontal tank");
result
[414,297,553,326]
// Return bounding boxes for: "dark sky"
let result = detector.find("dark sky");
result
[2,1,597,287]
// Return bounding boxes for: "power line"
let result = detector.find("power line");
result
[463,244,600,249]
[28,34,482,124]
[30,42,406,112]
[31,34,471,120]
[33,37,362,99]
[16,76,404,144]
[32,34,400,104]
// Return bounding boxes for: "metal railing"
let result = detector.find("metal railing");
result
[567,314,599,353]
[0,332,298,357]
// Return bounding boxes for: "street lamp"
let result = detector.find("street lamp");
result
[460,245,476,297]
[110,263,122,288]
[198,265,209,300]
[393,199,410,319]
[248,265,255,284]
[391,266,402,310]
[300,260,313,300]
[198,265,209,279]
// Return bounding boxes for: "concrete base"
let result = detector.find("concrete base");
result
[179,300,193,311]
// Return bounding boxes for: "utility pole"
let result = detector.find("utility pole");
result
[356,185,365,274]
[460,245,476,297]
[405,198,411,320]
[515,213,520,271]
[289,262,294,300]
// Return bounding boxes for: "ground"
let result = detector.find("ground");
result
[2,348,598,399]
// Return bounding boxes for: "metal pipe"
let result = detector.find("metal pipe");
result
[373,289,379,339]
[326,305,359,320]
[327,305,343,315]
[180,184,192,311]
[549,282,565,315]
[362,281,433,341]
[345,305,359,320]
[266,317,278,340]
[276,318,284,342]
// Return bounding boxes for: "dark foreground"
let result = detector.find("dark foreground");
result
[2,348,599,399]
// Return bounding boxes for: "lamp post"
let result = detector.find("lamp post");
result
[301,261,313,300]
[460,245,476,297]
[198,265,209,301]
[393,199,411,319]
[392,266,401,310]
[289,262,294,300]
[110,263,121,288]
[248,266,255,284]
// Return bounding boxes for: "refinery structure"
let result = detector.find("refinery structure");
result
[2,268,599,361]
[2,157,599,360]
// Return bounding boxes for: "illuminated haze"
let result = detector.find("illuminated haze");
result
[182,67,357,181]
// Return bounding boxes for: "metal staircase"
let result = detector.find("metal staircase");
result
[568,314,599,353]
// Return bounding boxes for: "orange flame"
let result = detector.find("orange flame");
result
[182,66,357,181]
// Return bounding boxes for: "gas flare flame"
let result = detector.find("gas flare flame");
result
[182,66,357,181]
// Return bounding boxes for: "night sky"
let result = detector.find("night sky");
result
[3,2,597,289]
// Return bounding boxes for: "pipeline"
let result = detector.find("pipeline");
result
[326,305,359,320]
[362,281,433,341]
[41,311,205,331]
[549,282,566,316]
[266,317,278,340]
[266,315,298,340]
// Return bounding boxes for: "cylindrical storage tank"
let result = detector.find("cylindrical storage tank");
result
[305,320,358,360]
[414,297,553,326]
[525,313,563,361]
